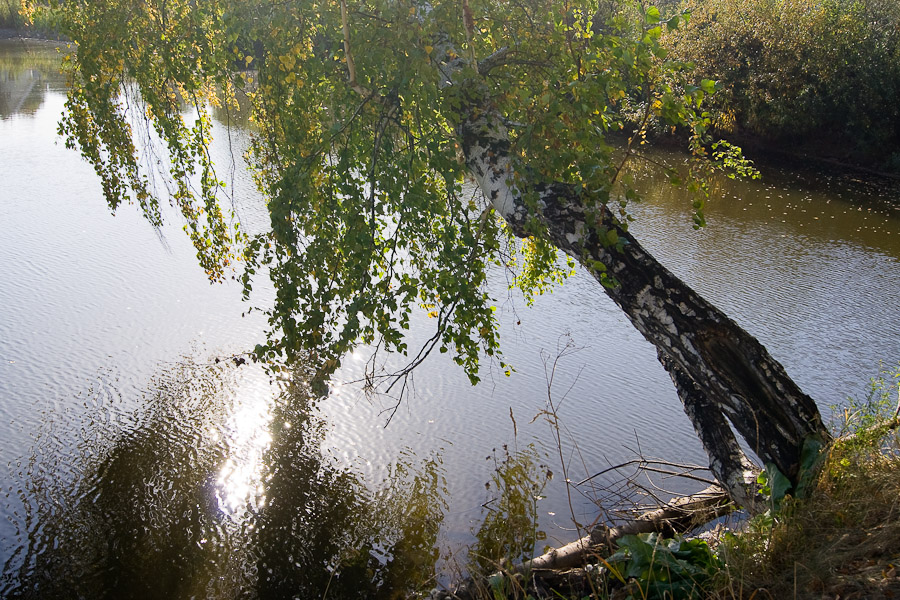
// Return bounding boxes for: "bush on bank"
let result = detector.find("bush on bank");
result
[0,0,24,29]
[665,0,900,172]
[1,1,58,38]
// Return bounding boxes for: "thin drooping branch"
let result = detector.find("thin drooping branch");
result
[340,0,372,97]
[461,0,479,73]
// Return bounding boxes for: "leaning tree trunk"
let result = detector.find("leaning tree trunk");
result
[447,74,831,509]
[506,182,830,508]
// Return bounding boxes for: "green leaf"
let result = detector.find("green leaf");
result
[757,468,769,489]
[645,6,661,24]
[764,462,792,508]
[795,436,825,498]
[615,534,657,578]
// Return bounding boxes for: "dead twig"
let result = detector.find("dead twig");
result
[577,458,712,486]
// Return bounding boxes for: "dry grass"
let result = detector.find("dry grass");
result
[716,430,900,600]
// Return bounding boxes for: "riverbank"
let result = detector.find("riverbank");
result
[0,27,28,39]
[644,130,900,192]
[451,428,900,599]
[723,133,900,183]
[0,26,66,42]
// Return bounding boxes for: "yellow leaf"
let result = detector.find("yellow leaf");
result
[425,45,433,54]
[244,55,253,66]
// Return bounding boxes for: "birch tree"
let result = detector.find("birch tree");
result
[41,0,830,509]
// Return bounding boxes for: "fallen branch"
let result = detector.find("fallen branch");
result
[835,416,900,446]
[528,484,731,572]
[434,484,733,599]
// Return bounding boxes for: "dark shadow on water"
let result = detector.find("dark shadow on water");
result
[0,356,447,599]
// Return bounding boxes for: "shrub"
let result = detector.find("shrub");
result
[666,0,900,167]
[1,0,24,29]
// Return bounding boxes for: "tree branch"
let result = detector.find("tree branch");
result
[477,46,509,74]
[341,0,372,97]
[577,459,715,486]
[461,0,479,73]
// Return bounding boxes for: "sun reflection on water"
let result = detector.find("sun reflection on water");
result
[215,375,275,514]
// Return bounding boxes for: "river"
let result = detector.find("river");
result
[1,39,898,597]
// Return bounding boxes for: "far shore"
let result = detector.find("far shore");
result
[0,27,69,44]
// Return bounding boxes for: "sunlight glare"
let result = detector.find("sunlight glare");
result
[215,377,274,514]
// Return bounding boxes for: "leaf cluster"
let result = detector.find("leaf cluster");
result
[604,532,723,599]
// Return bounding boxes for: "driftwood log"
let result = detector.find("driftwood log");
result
[434,484,733,599]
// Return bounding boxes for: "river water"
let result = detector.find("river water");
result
[1,39,898,597]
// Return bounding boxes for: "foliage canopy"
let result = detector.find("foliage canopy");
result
[38,0,729,385]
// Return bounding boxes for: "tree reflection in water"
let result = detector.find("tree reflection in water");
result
[1,357,447,599]
[0,40,68,119]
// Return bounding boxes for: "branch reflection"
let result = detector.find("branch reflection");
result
[2,356,446,599]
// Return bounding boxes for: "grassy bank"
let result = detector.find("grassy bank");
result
[717,433,900,598]
[459,365,900,599]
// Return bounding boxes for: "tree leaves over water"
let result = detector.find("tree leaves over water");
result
[51,0,242,281]
[40,0,730,385]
